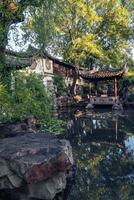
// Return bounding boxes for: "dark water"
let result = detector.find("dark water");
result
[58,109,134,200]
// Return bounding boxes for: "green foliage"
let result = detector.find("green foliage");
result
[12,72,51,120]
[0,84,12,119]
[124,74,134,86]
[0,0,132,71]
[24,0,133,68]
[0,72,64,133]
[22,0,57,52]
[0,0,133,77]
[119,72,134,91]
[41,117,65,134]
[118,72,134,101]
[0,0,40,83]
[125,57,134,71]
[53,75,65,95]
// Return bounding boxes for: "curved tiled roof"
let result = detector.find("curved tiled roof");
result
[79,67,127,81]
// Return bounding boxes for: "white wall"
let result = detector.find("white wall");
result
[30,58,53,75]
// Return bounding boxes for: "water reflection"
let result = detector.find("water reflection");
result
[58,109,134,200]
[125,136,134,153]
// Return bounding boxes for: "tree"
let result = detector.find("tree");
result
[95,0,132,67]
[51,0,132,67]
[22,0,58,53]
[52,0,132,92]
[0,0,133,90]
[53,0,104,66]
[0,1,64,131]
[0,0,55,84]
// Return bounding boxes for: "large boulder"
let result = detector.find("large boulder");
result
[0,116,38,138]
[0,133,73,199]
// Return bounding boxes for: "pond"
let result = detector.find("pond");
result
[57,109,134,200]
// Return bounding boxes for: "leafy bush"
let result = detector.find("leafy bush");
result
[118,72,134,99]
[53,75,65,96]
[0,84,12,121]
[0,72,64,133]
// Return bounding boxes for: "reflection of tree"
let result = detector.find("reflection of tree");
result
[119,111,134,138]
[58,110,134,200]
[61,111,126,149]
[69,146,134,200]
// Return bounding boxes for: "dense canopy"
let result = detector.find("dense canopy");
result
[0,0,133,83]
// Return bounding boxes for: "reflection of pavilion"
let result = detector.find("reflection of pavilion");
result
[67,111,126,149]
[83,117,125,148]
[79,66,127,107]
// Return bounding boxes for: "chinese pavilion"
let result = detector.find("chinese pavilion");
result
[79,65,128,106]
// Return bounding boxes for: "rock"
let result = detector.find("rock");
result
[0,122,28,138]
[112,102,123,111]
[0,133,73,199]
[0,116,37,138]
[29,172,67,200]
[86,103,94,110]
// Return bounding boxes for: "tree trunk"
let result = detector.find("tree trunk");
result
[0,39,7,81]
[70,67,79,95]
[70,74,77,95]
[0,44,5,70]
[0,22,11,86]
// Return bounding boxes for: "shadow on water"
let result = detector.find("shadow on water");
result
[57,108,134,200]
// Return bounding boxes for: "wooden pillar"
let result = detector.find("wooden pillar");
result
[95,81,98,96]
[114,78,118,97]
[115,117,118,140]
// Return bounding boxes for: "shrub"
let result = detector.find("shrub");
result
[53,75,65,96]
[0,72,64,133]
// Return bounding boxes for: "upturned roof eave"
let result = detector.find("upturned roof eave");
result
[79,69,125,81]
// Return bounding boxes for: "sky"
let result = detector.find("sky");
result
[8,24,30,52]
